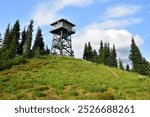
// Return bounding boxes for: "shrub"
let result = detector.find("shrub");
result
[0,56,27,71]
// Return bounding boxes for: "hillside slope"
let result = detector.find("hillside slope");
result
[0,56,150,100]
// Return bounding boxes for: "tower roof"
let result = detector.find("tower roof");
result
[51,18,75,27]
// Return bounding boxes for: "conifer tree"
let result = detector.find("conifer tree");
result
[126,64,130,71]
[23,20,34,58]
[110,45,117,67]
[103,43,110,66]
[83,43,88,60]
[92,49,98,62]
[129,37,143,74]
[98,40,104,64]
[33,27,44,53]
[119,58,124,70]
[2,24,11,49]
[87,42,93,61]
[10,20,20,57]
[129,37,150,75]
[17,28,27,55]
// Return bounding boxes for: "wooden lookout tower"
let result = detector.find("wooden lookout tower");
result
[50,19,75,56]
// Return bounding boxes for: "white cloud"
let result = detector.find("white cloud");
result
[31,0,95,26]
[53,0,95,11]
[105,5,141,18]
[72,25,144,63]
[86,18,141,29]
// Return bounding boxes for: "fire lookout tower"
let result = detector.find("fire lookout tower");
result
[50,19,75,56]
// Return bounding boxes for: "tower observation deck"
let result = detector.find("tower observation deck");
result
[50,19,75,56]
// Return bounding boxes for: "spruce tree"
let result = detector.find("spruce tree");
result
[2,24,11,49]
[92,49,98,62]
[129,37,143,74]
[110,45,117,67]
[23,20,34,58]
[126,64,130,71]
[83,43,88,60]
[87,42,93,61]
[103,43,110,66]
[119,58,124,70]
[98,40,104,64]
[10,20,20,57]
[17,28,27,55]
[33,27,44,53]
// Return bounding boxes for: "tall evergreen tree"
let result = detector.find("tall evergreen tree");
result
[119,58,124,70]
[92,49,98,62]
[87,42,93,61]
[17,28,27,55]
[33,27,44,53]
[110,45,118,67]
[103,43,110,66]
[129,37,143,74]
[98,40,104,63]
[129,37,149,75]
[83,43,88,60]
[23,20,34,58]
[10,20,20,57]
[2,24,11,49]
[126,64,130,71]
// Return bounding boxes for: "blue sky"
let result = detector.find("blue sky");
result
[0,0,150,63]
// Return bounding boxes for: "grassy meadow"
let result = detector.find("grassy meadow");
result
[0,55,150,100]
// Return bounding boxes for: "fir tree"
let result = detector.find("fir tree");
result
[103,43,110,66]
[126,64,130,71]
[17,28,27,55]
[10,20,20,57]
[92,49,98,62]
[33,27,44,53]
[23,20,34,58]
[119,58,124,70]
[110,45,117,67]
[129,37,143,74]
[2,24,11,49]
[87,42,93,61]
[98,40,104,64]
[83,43,88,60]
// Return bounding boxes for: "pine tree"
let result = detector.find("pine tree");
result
[129,37,143,74]
[126,64,130,71]
[98,40,104,64]
[83,43,88,60]
[92,49,98,62]
[23,20,34,58]
[141,58,149,75]
[10,20,20,57]
[87,42,93,61]
[17,28,27,55]
[103,43,110,66]
[119,58,124,70]
[2,24,11,49]
[110,45,117,67]
[33,27,45,53]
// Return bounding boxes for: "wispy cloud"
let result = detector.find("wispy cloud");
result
[31,0,95,26]
[104,5,141,18]
[87,18,141,29]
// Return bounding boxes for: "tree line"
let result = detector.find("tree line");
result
[83,39,150,76]
[0,20,50,70]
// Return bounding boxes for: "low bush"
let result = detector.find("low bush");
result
[0,56,27,71]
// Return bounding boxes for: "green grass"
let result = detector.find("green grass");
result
[0,55,150,100]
